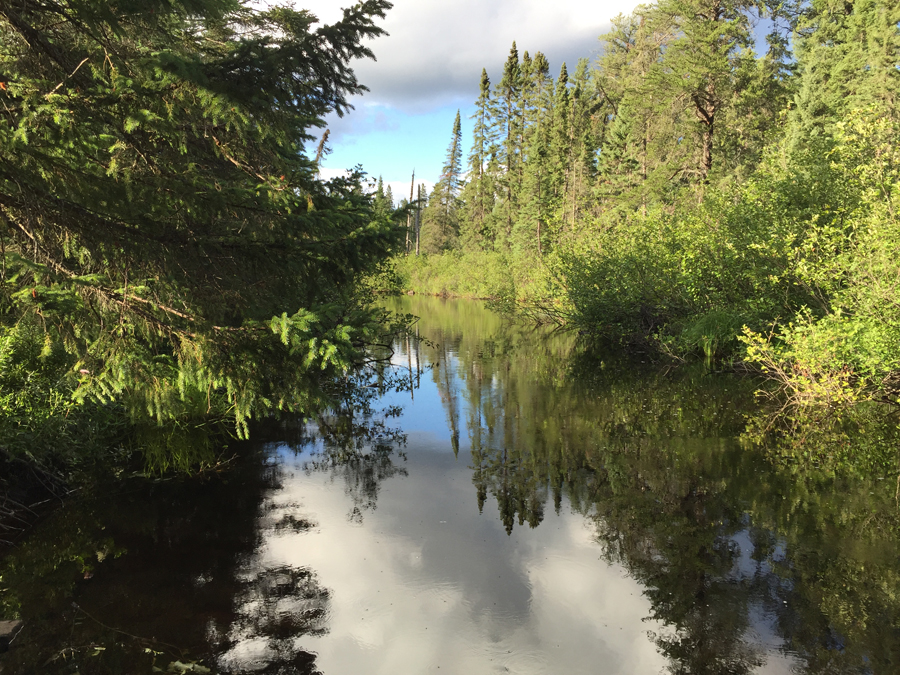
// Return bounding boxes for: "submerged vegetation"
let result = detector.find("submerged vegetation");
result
[385,0,900,423]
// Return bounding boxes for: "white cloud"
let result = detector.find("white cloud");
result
[298,0,643,113]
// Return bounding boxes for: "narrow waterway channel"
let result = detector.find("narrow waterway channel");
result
[2,296,899,674]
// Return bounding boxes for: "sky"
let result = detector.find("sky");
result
[298,0,646,201]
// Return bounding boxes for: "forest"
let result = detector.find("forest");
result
[0,2,899,671]
[389,0,900,428]
[0,0,898,484]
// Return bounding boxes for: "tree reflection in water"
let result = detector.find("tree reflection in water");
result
[215,369,410,672]
[389,295,900,675]
[275,369,409,524]
[215,564,329,674]
[0,363,409,674]
[4,296,900,674]
[0,434,324,675]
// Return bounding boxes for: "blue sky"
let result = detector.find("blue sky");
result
[300,0,779,202]
[301,0,645,199]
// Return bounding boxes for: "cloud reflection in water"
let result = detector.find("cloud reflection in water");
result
[220,438,668,674]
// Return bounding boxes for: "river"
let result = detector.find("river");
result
[2,296,899,674]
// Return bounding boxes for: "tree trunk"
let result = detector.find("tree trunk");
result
[415,187,421,256]
[406,170,414,255]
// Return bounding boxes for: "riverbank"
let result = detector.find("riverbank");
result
[385,250,514,301]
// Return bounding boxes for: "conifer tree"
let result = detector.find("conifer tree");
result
[493,42,523,244]
[405,170,415,254]
[566,58,600,225]
[517,111,552,257]
[521,52,552,146]
[594,0,786,206]
[548,63,571,220]
[520,50,534,136]
[415,182,426,256]
[373,176,390,217]
[0,0,401,436]
[460,69,496,250]
[789,0,900,144]
[717,14,795,175]
[645,0,760,183]
[594,9,675,212]
[442,110,464,214]
[421,111,463,253]
[516,52,554,257]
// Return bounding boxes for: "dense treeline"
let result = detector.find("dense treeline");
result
[391,0,900,417]
[0,0,402,477]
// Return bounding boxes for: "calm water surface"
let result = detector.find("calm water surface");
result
[3,296,899,674]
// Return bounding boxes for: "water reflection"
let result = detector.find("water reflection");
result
[0,446,312,674]
[216,564,329,673]
[3,296,900,674]
[375,296,900,674]
[250,443,669,674]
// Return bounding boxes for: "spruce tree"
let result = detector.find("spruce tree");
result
[442,110,464,214]
[460,69,496,250]
[493,42,523,244]
[374,176,390,217]
[790,0,900,143]
[0,0,401,437]
[522,52,552,145]
[421,111,463,253]
[548,63,571,221]
[516,52,554,257]
[566,58,599,226]
[517,111,552,257]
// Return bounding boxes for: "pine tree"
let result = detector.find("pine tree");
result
[789,0,900,144]
[645,0,760,183]
[593,0,785,209]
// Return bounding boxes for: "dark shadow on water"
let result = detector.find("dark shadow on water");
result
[0,436,331,675]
